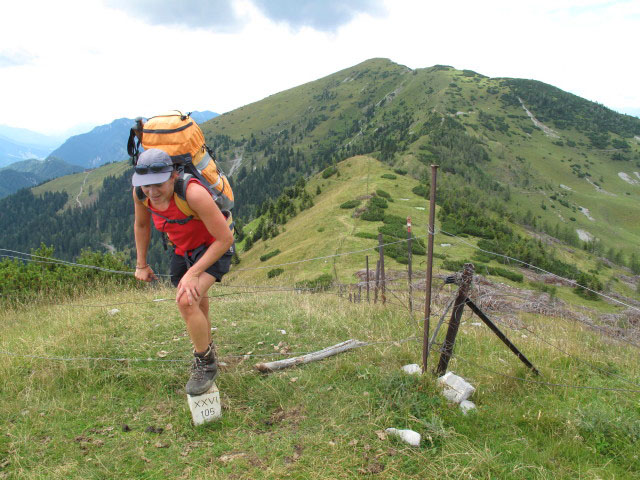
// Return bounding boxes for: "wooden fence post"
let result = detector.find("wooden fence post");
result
[366,256,370,303]
[378,233,386,305]
[436,263,474,376]
[374,259,380,304]
[407,216,413,319]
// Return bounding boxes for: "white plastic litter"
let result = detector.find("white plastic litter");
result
[438,372,475,404]
[471,322,482,327]
[460,400,476,415]
[278,329,287,335]
[108,308,120,315]
[385,428,421,446]
[401,364,422,375]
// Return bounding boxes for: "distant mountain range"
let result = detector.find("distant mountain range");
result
[0,158,84,198]
[0,110,219,171]
[0,110,218,198]
[3,59,639,272]
[0,135,54,168]
[46,111,219,169]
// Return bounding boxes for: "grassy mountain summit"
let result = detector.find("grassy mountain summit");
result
[200,58,640,257]
[1,57,638,275]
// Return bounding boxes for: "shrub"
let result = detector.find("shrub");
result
[354,232,378,240]
[442,259,468,272]
[322,166,338,178]
[361,208,385,222]
[267,268,284,278]
[369,196,388,209]
[412,184,429,198]
[376,189,391,200]
[379,223,406,238]
[381,174,397,180]
[472,251,494,263]
[340,199,361,209]
[529,281,557,297]
[574,272,603,300]
[260,249,281,262]
[0,244,137,306]
[394,168,407,175]
[383,214,405,225]
[477,264,523,282]
[295,273,333,291]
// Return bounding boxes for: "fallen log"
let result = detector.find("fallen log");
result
[254,339,366,373]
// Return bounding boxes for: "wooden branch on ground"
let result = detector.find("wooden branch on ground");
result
[254,339,366,373]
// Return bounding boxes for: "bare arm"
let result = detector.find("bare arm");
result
[184,183,234,275]
[176,183,234,303]
[132,188,157,282]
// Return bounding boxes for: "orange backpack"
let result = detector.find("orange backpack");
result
[128,111,234,223]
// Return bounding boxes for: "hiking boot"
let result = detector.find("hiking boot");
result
[185,343,218,396]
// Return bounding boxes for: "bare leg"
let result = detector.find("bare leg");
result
[177,272,217,352]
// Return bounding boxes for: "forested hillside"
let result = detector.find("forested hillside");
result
[0,158,84,198]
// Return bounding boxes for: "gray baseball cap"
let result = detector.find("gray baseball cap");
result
[132,149,174,187]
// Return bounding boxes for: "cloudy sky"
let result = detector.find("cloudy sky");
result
[1,0,638,135]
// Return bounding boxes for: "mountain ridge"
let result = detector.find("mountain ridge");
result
[1,58,638,274]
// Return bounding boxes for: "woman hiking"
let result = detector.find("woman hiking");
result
[132,148,234,396]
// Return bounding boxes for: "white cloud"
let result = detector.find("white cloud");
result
[0,0,638,134]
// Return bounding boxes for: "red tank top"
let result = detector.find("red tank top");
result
[147,180,215,256]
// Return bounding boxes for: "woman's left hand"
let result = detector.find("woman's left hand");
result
[176,271,201,305]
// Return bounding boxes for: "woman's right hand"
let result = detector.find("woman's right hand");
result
[135,265,157,282]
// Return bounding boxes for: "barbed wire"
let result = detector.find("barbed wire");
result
[233,235,428,272]
[439,229,640,313]
[459,297,640,389]
[0,336,421,364]
[0,252,138,276]
[466,290,640,350]
[450,351,640,394]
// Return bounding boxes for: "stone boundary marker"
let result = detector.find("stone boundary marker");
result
[188,383,221,426]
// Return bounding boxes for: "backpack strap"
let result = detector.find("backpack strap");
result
[174,173,200,220]
[127,118,145,165]
[134,186,146,202]
[135,185,194,225]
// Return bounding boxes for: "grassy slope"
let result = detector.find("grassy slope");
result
[443,71,640,253]
[2,154,639,478]
[31,161,130,209]
[231,155,637,314]
[1,287,639,479]
[229,155,425,286]
[200,59,640,256]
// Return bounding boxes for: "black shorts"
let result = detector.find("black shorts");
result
[170,244,234,287]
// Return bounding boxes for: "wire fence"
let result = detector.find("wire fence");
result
[2,223,639,396]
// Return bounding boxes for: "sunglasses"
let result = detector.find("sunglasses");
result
[134,162,173,175]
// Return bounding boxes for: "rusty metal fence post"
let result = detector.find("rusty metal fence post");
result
[422,165,439,373]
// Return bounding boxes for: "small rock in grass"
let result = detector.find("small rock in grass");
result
[460,400,476,415]
[401,364,421,375]
[385,428,421,446]
[108,309,120,315]
[438,372,475,404]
